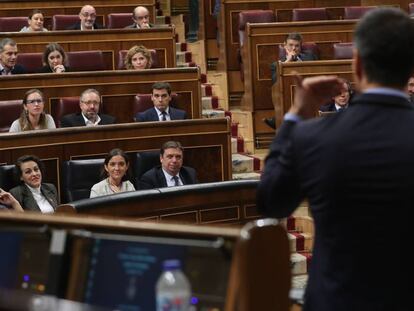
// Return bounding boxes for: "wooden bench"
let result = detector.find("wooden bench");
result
[0,67,201,123]
[4,28,176,69]
[272,59,353,127]
[57,180,260,224]
[0,118,232,202]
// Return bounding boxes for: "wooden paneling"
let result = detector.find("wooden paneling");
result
[0,68,201,123]
[0,118,232,201]
[4,28,176,69]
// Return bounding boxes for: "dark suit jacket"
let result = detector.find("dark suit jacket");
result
[60,113,116,127]
[10,64,27,75]
[139,165,197,189]
[10,183,58,212]
[124,23,154,29]
[271,52,317,84]
[66,22,104,30]
[257,93,412,311]
[135,107,187,122]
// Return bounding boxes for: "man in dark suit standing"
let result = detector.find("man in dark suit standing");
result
[135,82,187,122]
[258,8,413,311]
[140,141,197,189]
[66,5,104,30]
[125,6,153,29]
[0,38,26,75]
[60,88,115,127]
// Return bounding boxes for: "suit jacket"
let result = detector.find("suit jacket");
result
[257,93,412,311]
[60,113,116,127]
[10,183,58,212]
[139,165,197,189]
[135,107,187,122]
[271,52,317,84]
[5,64,27,75]
[124,23,154,29]
[66,22,104,30]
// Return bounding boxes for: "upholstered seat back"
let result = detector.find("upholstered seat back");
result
[344,6,376,20]
[0,164,17,191]
[52,15,79,30]
[238,10,275,46]
[107,13,132,29]
[0,17,28,32]
[62,159,104,202]
[292,8,327,21]
[333,42,353,59]
[134,151,160,183]
[52,97,80,127]
[16,53,43,73]
[0,100,22,133]
[117,49,159,69]
[66,51,106,71]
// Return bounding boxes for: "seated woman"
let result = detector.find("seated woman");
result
[9,89,56,132]
[20,9,48,32]
[38,43,69,73]
[125,45,152,70]
[90,149,135,198]
[9,155,58,213]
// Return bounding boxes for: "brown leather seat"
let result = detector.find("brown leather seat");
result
[344,6,376,20]
[117,49,159,69]
[66,51,106,71]
[16,53,43,73]
[0,100,22,132]
[0,17,28,32]
[333,42,353,59]
[52,97,80,128]
[52,15,79,30]
[292,8,327,21]
[107,13,132,29]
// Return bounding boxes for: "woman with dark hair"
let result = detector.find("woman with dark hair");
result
[9,155,58,213]
[90,149,135,198]
[38,43,69,73]
[125,45,152,70]
[9,89,56,132]
[20,9,48,32]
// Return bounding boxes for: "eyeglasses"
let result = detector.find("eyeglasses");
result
[153,94,169,99]
[81,100,100,106]
[81,12,96,18]
[26,99,43,105]
[135,15,149,20]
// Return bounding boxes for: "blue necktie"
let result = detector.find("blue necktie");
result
[172,175,179,186]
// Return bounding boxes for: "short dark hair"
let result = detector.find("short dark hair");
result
[285,33,303,43]
[152,82,171,95]
[102,148,131,181]
[29,9,44,20]
[15,155,45,183]
[42,43,66,67]
[354,8,414,88]
[160,141,183,156]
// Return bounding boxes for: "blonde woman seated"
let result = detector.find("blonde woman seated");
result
[90,149,135,198]
[9,89,56,132]
[20,9,48,32]
[125,45,152,70]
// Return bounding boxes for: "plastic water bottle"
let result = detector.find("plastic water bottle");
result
[156,259,191,311]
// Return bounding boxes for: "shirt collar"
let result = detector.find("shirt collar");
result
[81,113,101,126]
[0,62,12,75]
[154,106,170,116]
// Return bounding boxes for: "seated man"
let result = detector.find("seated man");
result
[139,141,198,189]
[60,88,116,127]
[67,5,104,30]
[319,80,353,112]
[0,38,27,75]
[135,82,187,122]
[125,6,153,29]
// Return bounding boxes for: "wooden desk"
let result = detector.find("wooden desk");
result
[0,68,201,123]
[272,59,353,127]
[4,28,176,69]
[0,118,232,201]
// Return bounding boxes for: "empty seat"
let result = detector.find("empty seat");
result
[344,6,376,20]
[16,53,43,73]
[0,17,28,32]
[0,164,17,192]
[51,97,80,127]
[333,42,353,59]
[52,15,78,30]
[66,51,105,71]
[62,159,105,203]
[117,49,159,69]
[107,13,132,29]
[238,10,275,46]
[292,8,327,21]
[0,100,22,133]
[134,151,160,188]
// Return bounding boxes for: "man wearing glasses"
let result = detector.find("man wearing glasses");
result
[60,89,115,127]
[125,6,153,29]
[67,5,104,30]
[135,82,187,122]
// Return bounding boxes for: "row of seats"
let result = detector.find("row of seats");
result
[15,49,159,73]
[0,150,161,203]
[0,13,157,32]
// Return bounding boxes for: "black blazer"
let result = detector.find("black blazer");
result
[9,64,27,75]
[257,93,413,311]
[139,166,197,189]
[135,107,187,122]
[9,183,58,212]
[66,22,104,30]
[60,113,116,127]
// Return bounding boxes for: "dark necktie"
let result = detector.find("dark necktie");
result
[161,111,167,121]
[172,175,180,186]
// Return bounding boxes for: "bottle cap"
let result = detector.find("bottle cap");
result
[162,259,181,270]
